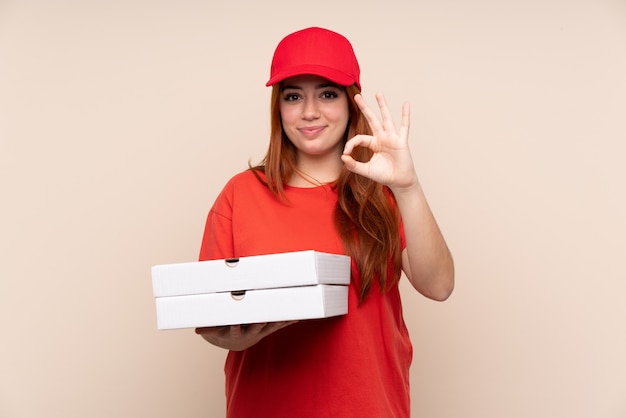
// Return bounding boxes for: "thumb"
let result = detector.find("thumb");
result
[341,154,368,177]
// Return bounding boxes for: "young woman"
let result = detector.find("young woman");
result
[196,26,454,418]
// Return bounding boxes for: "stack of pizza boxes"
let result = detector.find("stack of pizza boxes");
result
[151,250,351,330]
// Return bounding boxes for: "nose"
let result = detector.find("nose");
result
[302,97,320,120]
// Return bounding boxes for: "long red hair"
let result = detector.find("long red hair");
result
[250,84,403,302]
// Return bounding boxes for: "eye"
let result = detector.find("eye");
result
[321,90,339,99]
[282,92,301,102]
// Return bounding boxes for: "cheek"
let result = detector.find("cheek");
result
[279,106,297,126]
[334,100,350,123]
[334,104,350,126]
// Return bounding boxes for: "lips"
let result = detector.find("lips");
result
[298,126,325,137]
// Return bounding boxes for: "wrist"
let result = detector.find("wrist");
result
[389,175,421,197]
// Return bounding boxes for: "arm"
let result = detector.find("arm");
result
[394,181,454,301]
[341,93,454,301]
[196,183,298,350]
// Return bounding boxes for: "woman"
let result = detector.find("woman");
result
[196,26,454,418]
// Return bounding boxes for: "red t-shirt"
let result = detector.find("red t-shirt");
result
[199,170,412,418]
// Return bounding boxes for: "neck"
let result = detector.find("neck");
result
[289,153,343,187]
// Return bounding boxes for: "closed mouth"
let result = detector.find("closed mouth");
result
[299,126,325,136]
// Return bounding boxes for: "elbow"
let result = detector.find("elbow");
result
[428,281,454,302]
[405,252,455,301]
[416,267,455,302]
[433,256,455,301]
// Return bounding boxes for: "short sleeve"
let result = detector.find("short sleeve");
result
[198,182,236,261]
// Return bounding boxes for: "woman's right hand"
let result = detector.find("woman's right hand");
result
[195,321,297,351]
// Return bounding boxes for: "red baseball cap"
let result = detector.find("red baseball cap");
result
[266,27,361,90]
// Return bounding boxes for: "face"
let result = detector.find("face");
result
[279,75,350,160]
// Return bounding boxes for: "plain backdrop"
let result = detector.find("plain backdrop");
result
[1,1,625,417]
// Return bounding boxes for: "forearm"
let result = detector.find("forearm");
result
[392,181,455,301]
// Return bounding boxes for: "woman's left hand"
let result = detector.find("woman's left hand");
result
[341,93,418,192]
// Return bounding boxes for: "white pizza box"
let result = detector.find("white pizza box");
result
[155,284,348,330]
[151,250,351,298]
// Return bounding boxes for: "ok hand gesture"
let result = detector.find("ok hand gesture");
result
[341,93,418,192]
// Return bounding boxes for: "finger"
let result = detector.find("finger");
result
[399,101,411,140]
[229,324,242,338]
[343,134,373,155]
[375,92,397,133]
[261,321,293,335]
[341,154,369,177]
[354,94,383,134]
[246,322,267,335]
[195,326,224,335]
[273,320,298,330]
[247,321,295,339]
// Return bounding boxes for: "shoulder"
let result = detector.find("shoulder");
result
[220,169,266,191]
[217,169,269,200]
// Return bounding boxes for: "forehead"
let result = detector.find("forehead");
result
[280,74,340,89]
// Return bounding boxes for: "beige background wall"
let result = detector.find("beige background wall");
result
[1,1,625,417]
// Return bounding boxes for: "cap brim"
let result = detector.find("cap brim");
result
[266,64,357,88]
